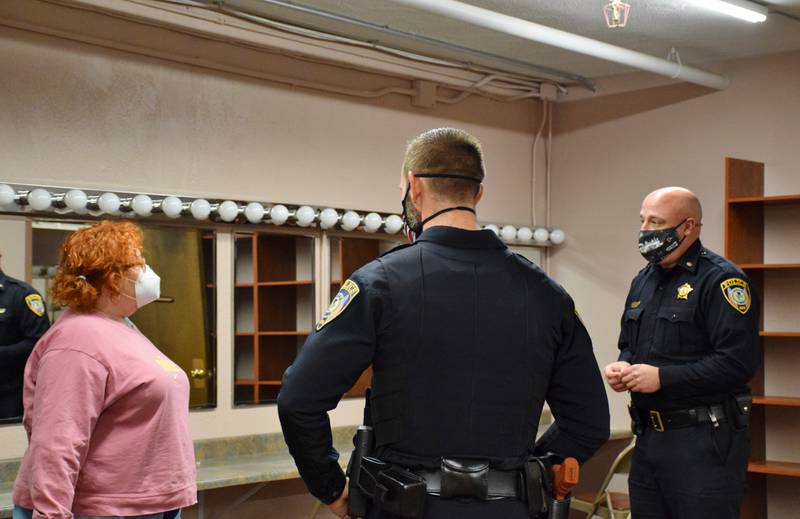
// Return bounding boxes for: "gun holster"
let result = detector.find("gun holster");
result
[523,457,549,518]
[628,403,644,436]
[356,457,427,519]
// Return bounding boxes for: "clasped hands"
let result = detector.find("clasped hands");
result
[604,361,661,393]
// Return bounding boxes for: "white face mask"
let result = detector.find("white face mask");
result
[123,264,161,308]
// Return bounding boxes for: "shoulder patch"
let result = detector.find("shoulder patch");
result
[25,294,46,317]
[316,279,360,331]
[720,278,751,315]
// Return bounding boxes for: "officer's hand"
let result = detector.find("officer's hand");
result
[328,484,349,518]
[604,361,631,392]
[620,364,661,393]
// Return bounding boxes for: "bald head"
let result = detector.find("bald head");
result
[643,187,702,223]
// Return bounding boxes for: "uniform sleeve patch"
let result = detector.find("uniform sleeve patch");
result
[316,279,360,331]
[25,294,46,317]
[720,278,751,315]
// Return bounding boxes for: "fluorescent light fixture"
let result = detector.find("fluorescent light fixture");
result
[689,0,768,23]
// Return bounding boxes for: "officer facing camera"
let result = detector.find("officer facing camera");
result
[605,187,760,519]
[0,252,50,422]
[279,128,610,519]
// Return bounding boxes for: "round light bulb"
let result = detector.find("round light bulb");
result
[161,196,183,218]
[217,200,240,222]
[190,199,211,220]
[97,192,121,214]
[0,184,15,206]
[384,214,403,234]
[533,228,550,243]
[64,190,88,212]
[319,208,339,229]
[363,212,382,233]
[484,224,499,236]
[549,229,566,245]
[243,202,264,223]
[501,225,517,242]
[341,211,361,231]
[131,194,153,216]
[270,204,289,225]
[28,189,52,211]
[295,206,316,227]
[517,226,533,241]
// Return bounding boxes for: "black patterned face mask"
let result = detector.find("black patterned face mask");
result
[638,219,688,264]
[400,173,482,243]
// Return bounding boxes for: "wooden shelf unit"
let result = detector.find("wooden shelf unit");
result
[725,158,800,518]
[233,232,315,405]
[329,236,403,398]
[752,396,800,407]
[748,461,800,478]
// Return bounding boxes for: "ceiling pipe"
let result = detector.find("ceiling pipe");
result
[391,0,730,90]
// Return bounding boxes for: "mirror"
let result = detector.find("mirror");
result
[0,216,217,424]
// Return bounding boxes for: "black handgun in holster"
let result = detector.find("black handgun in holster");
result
[346,424,374,518]
[347,390,426,519]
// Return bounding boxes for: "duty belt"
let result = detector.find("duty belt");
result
[630,403,727,432]
[412,467,523,499]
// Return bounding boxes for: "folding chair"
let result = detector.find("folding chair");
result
[570,438,635,519]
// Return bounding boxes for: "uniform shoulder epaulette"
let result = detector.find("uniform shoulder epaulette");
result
[701,248,742,274]
[378,242,414,258]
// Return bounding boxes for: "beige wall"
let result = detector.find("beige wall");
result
[0,21,546,227]
[0,217,29,281]
[551,50,800,518]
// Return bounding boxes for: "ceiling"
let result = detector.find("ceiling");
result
[220,0,800,85]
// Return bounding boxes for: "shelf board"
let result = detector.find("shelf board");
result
[760,331,800,338]
[235,332,255,337]
[234,379,257,385]
[258,380,283,385]
[752,396,800,407]
[738,263,800,270]
[234,283,255,288]
[748,460,800,477]
[256,280,313,287]
[728,194,800,205]
[257,331,310,336]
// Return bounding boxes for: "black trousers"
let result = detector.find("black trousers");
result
[629,421,750,519]
[365,495,529,519]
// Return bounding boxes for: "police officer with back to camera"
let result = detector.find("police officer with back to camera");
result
[0,251,50,422]
[604,187,760,519]
[278,128,610,519]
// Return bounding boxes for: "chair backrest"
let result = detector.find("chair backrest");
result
[593,438,636,502]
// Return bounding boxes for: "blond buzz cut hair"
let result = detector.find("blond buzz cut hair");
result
[403,128,485,201]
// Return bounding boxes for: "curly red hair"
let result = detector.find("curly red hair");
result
[51,220,145,312]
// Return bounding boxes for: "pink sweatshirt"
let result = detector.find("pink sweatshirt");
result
[13,310,197,518]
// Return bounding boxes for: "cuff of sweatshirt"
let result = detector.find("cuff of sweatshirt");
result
[310,464,347,505]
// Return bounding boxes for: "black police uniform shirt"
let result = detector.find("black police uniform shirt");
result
[278,226,610,504]
[617,239,760,412]
[0,272,50,400]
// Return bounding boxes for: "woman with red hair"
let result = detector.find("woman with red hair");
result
[13,220,196,519]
